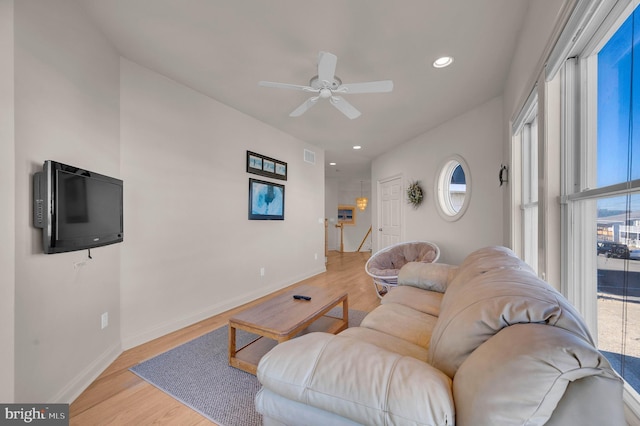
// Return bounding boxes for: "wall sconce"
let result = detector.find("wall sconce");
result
[499,164,509,186]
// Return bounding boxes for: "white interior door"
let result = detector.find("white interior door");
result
[378,176,403,250]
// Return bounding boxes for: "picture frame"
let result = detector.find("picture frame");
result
[337,205,356,225]
[263,159,275,174]
[249,178,285,220]
[248,153,263,171]
[246,151,287,180]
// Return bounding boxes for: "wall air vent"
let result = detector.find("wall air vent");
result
[304,149,316,164]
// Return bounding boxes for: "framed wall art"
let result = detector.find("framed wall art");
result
[249,178,285,220]
[337,205,356,225]
[246,151,287,181]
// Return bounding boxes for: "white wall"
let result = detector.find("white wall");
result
[341,182,372,252]
[9,1,326,403]
[372,97,505,265]
[13,0,122,403]
[0,0,15,403]
[120,60,326,348]
[325,178,339,251]
[325,178,372,252]
[504,0,568,123]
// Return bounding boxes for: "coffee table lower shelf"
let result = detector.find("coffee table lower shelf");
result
[229,314,347,375]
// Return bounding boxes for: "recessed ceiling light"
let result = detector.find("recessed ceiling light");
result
[353,145,362,150]
[433,56,454,68]
[329,162,336,166]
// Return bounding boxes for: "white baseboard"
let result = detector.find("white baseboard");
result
[53,342,122,404]
[121,266,326,350]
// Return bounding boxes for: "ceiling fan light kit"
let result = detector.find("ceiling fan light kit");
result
[309,75,342,90]
[259,51,393,119]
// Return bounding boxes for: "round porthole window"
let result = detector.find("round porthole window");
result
[435,155,471,221]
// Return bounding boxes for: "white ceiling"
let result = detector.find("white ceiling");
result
[77,0,531,181]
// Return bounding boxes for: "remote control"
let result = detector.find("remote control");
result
[293,295,311,301]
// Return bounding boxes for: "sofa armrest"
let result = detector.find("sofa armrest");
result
[257,332,454,426]
[397,262,458,293]
[453,323,624,426]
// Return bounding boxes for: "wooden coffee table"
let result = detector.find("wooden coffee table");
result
[228,285,348,375]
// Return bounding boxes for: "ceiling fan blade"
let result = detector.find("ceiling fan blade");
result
[337,80,394,94]
[259,81,315,92]
[289,96,319,117]
[330,96,361,119]
[317,51,338,84]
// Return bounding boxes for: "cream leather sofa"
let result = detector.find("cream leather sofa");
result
[255,246,626,425]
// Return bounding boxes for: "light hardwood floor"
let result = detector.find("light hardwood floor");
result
[69,251,378,425]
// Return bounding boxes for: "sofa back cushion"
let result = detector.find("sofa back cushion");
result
[397,262,458,293]
[428,247,594,378]
[453,324,622,426]
[448,246,535,292]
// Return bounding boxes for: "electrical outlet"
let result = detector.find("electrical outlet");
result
[101,312,109,329]
[260,267,265,277]
[314,253,318,260]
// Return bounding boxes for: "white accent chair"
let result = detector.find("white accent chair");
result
[365,240,440,298]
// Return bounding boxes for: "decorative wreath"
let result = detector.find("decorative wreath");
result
[407,181,424,208]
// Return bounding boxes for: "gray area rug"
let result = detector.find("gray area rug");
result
[130,308,367,426]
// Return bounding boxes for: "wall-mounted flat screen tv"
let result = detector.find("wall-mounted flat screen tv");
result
[33,160,124,254]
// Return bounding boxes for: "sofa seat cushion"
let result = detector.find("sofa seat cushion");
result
[361,303,438,350]
[339,327,429,362]
[257,332,454,426]
[453,324,622,426]
[381,285,443,317]
[428,267,594,378]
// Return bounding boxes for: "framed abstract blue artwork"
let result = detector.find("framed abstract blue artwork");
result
[248,178,285,220]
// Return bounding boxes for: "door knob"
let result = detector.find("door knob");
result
[378,228,383,231]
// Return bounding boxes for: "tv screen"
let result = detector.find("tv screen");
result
[33,161,124,254]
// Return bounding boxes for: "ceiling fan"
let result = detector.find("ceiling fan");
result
[259,51,393,119]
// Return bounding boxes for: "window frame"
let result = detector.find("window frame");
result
[556,0,640,416]
[518,109,540,273]
[434,155,471,222]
